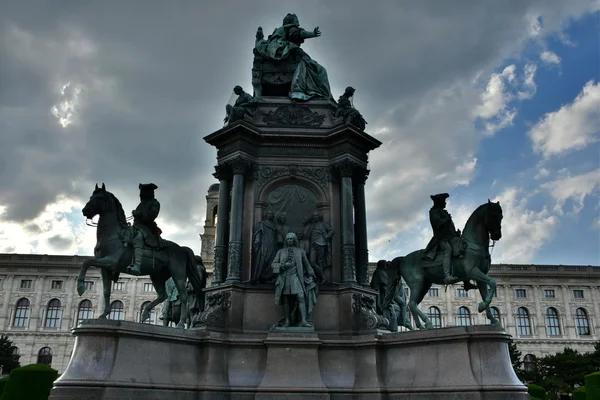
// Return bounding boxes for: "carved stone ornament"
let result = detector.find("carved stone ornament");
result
[352,293,389,330]
[212,244,228,284]
[225,158,254,176]
[192,291,232,328]
[226,241,243,281]
[342,243,357,282]
[254,165,331,193]
[261,104,326,127]
[332,159,360,178]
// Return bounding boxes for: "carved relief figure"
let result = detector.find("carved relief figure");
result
[275,213,290,250]
[335,86,367,131]
[254,13,332,100]
[272,233,316,328]
[251,210,278,284]
[309,212,333,284]
[298,215,313,256]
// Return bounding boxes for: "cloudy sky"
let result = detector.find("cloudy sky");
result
[0,1,598,266]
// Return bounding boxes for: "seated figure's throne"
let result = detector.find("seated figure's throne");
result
[252,48,303,97]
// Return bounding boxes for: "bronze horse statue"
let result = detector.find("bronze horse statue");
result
[384,200,503,329]
[77,183,205,328]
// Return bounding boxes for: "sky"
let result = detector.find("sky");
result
[0,1,598,266]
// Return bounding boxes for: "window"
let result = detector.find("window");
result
[12,298,30,327]
[140,301,155,324]
[545,308,561,336]
[517,307,532,336]
[489,307,501,325]
[573,290,584,299]
[575,308,591,336]
[44,299,62,328]
[427,306,442,328]
[51,280,63,290]
[37,347,52,366]
[515,289,526,298]
[143,283,154,292]
[543,289,555,298]
[20,279,32,289]
[112,282,124,291]
[456,306,471,326]
[428,288,439,297]
[84,281,94,291]
[109,300,125,320]
[523,354,537,372]
[457,289,468,298]
[9,346,19,356]
[77,300,93,322]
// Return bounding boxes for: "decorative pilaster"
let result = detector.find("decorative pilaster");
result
[355,168,370,286]
[212,167,231,286]
[334,159,358,284]
[226,157,253,282]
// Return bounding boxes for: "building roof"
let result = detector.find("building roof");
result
[208,183,220,191]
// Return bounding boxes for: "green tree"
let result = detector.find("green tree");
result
[0,335,20,375]
[508,339,524,381]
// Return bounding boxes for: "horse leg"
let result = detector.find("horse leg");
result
[169,248,190,329]
[98,268,113,319]
[476,283,501,326]
[77,257,115,296]
[468,268,497,313]
[142,274,167,323]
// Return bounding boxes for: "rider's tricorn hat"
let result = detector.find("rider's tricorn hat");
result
[139,183,158,192]
[430,193,449,202]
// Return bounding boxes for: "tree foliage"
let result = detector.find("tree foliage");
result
[0,335,20,375]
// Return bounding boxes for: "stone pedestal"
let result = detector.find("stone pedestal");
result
[50,320,528,399]
[256,331,328,399]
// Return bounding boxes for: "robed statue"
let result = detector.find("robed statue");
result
[251,210,278,284]
[254,13,332,100]
[335,86,367,131]
[371,260,412,332]
[422,193,461,284]
[272,232,317,328]
[224,85,261,125]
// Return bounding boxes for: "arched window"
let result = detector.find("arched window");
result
[44,299,62,328]
[456,306,471,326]
[517,307,532,336]
[9,346,19,356]
[427,306,442,328]
[37,347,52,366]
[523,354,537,372]
[12,298,30,327]
[575,308,591,336]
[489,307,501,325]
[77,300,93,322]
[109,300,124,320]
[140,301,155,324]
[545,308,561,336]
[212,205,218,227]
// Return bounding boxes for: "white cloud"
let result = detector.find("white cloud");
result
[529,81,600,158]
[491,187,559,263]
[475,65,517,120]
[519,63,537,99]
[540,50,562,65]
[541,169,600,214]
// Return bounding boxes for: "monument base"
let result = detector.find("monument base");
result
[50,320,528,399]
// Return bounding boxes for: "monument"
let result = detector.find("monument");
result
[50,14,528,399]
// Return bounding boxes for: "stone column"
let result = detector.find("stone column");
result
[226,158,251,283]
[211,168,231,286]
[0,275,14,329]
[336,160,357,284]
[354,168,370,286]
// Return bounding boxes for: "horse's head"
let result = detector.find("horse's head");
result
[485,199,503,241]
[82,183,112,219]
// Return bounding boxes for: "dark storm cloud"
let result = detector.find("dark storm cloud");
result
[47,234,74,251]
[0,0,596,254]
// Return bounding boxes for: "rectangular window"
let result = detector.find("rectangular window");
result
[51,280,63,290]
[428,288,439,297]
[144,283,153,292]
[20,279,32,289]
[84,281,94,291]
[544,289,555,298]
[515,289,527,298]
[457,289,468,298]
[112,282,124,291]
[573,290,584,299]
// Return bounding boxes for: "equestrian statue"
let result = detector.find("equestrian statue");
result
[384,194,504,330]
[77,183,205,329]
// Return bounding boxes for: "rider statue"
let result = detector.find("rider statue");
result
[127,183,162,276]
[422,193,460,284]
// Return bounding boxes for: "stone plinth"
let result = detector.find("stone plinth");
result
[50,320,528,399]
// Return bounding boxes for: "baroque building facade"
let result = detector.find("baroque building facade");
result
[0,186,597,374]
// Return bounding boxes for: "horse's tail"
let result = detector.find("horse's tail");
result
[382,256,403,309]
[184,247,207,312]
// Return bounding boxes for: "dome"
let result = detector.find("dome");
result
[208,183,220,192]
